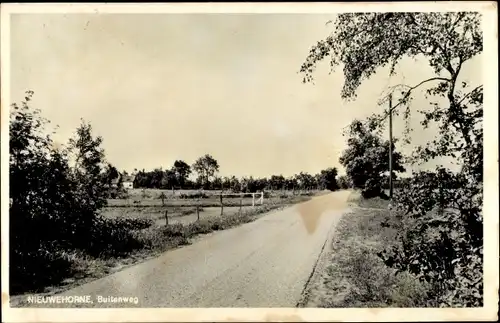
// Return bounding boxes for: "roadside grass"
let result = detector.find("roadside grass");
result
[10,193,313,305]
[300,191,431,308]
[346,190,393,209]
[100,205,203,222]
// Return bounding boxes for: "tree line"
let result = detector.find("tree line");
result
[130,158,343,193]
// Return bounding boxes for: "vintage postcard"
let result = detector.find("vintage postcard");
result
[1,2,498,322]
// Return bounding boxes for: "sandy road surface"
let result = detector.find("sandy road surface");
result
[30,191,351,308]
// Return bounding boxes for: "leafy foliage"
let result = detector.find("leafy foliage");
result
[9,92,144,293]
[339,120,405,198]
[378,168,482,306]
[301,12,481,99]
[172,160,192,187]
[192,154,220,188]
[317,168,339,191]
[337,175,352,190]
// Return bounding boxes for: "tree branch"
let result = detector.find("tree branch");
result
[376,77,452,122]
[457,85,483,106]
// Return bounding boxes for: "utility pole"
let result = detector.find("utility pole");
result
[388,93,394,200]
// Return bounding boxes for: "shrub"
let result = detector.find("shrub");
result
[178,192,209,199]
[361,178,384,199]
[135,227,188,250]
[86,217,145,258]
[378,168,483,306]
[162,223,186,237]
[185,221,213,235]
[104,217,154,231]
[10,247,75,294]
[9,93,116,291]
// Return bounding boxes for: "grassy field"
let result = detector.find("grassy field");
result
[124,188,316,197]
[299,191,430,308]
[102,189,322,226]
[107,189,321,207]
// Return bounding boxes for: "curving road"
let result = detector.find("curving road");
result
[34,190,351,308]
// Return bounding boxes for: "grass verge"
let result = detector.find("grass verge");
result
[299,191,431,308]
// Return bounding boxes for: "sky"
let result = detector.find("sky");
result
[9,13,482,178]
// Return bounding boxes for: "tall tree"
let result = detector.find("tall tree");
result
[300,12,482,182]
[339,120,405,198]
[149,168,164,189]
[295,172,316,191]
[162,169,177,189]
[192,154,220,188]
[172,160,191,188]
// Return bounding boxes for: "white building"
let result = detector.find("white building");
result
[111,174,135,190]
[122,175,135,190]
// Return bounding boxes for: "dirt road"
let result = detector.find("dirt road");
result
[33,191,351,308]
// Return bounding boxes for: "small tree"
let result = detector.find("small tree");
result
[67,119,110,243]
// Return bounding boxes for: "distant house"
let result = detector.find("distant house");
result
[122,175,135,190]
[110,174,135,190]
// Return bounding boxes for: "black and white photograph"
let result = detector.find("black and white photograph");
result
[1,2,498,322]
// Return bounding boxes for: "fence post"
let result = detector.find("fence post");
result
[239,197,243,214]
[220,193,224,215]
[252,193,255,207]
[260,192,264,205]
[196,205,200,221]
[165,210,168,226]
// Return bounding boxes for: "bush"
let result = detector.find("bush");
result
[10,247,75,294]
[162,223,186,237]
[378,168,483,306]
[185,221,214,236]
[104,217,153,231]
[85,217,145,257]
[9,93,118,291]
[178,192,209,199]
[361,178,385,199]
[135,226,188,250]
